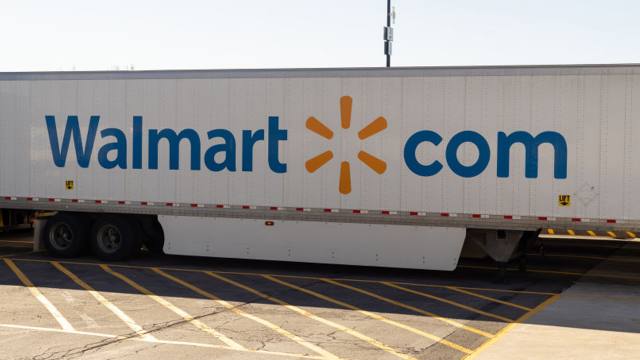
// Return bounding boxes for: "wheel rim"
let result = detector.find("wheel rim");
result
[49,223,74,251]
[96,224,123,254]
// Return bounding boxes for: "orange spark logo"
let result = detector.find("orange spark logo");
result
[305,96,387,195]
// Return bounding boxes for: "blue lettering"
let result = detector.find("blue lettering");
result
[204,129,236,172]
[445,131,490,178]
[132,116,143,169]
[44,114,566,182]
[98,128,127,169]
[268,116,287,173]
[148,128,201,170]
[241,129,264,171]
[45,115,99,168]
[403,129,567,179]
[404,130,443,176]
[497,131,567,179]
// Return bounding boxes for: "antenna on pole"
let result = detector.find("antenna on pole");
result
[384,0,394,67]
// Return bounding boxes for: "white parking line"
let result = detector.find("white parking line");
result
[152,268,341,360]
[0,323,325,359]
[51,261,158,342]
[206,271,422,360]
[101,264,246,351]
[3,258,75,331]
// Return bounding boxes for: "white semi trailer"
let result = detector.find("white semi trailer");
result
[0,64,638,270]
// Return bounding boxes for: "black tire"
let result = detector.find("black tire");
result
[43,213,88,258]
[90,215,142,261]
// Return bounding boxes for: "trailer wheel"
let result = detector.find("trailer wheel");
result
[90,215,142,261]
[44,213,88,258]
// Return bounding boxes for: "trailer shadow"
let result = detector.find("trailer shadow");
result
[2,230,640,338]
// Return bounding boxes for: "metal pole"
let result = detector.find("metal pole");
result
[386,0,391,67]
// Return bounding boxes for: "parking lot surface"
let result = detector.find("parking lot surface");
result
[1,230,638,360]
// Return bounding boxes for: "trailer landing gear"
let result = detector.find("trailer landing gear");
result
[463,229,539,282]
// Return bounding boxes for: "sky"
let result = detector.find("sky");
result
[1,0,639,71]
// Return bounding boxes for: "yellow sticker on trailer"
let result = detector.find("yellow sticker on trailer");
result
[558,194,571,207]
[65,180,74,190]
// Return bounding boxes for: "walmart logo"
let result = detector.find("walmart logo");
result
[44,97,569,194]
[305,96,388,195]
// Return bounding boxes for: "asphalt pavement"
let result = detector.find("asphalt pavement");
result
[0,230,638,360]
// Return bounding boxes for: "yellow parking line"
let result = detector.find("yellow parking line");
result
[318,278,493,338]
[0,323,324,359]
[461,264,584,277]
[587,230,597,237]
[211,271,556,296]
[627,231,637,239]
[3,258,74,331]
[539,234,624,242]
[445,287,533,312]
[10,258,560,296]
[382,281,556,296]
[461,263,640,281]
[205,271,423,360]
[100,265,245,351]
[567,229,575,236]
[383,282,514,323]
[216,270,554,295]
[607,231,617,238]
[464,294,561,359]
[528,253,640,264]
[546,229,555,235]
[263,275,475,354]
[0,245,33,250]
[152,268,341,360]
[0,251,38,258]
[51,261,157,341]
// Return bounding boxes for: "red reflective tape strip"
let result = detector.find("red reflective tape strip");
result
[471,214,481,218]
[48,198,55,202]
[504,215,513,220]
[352,209,361,214]
[141,201,148,206]
[270,207,278,211]
[191,203,198,208]
[118,201,126,205]
[165,202,173,207]
[242,205,251,209]
[538,216,548,221]
[607,219,617,224]
[27,197,34,201]
[572,218,582,222]
[71,199,79,203]
[3,196,11,201]
[409,211,419,216]
[324,208,332,213]
[296,207,304,212]
[216,204,224,208]
[440,212,450,217]
[381,210,390,215]
[95,200,103,204]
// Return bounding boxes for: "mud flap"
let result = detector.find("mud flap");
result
[33,219,47,252]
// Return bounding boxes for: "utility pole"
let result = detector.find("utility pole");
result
[384,0,394,67]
